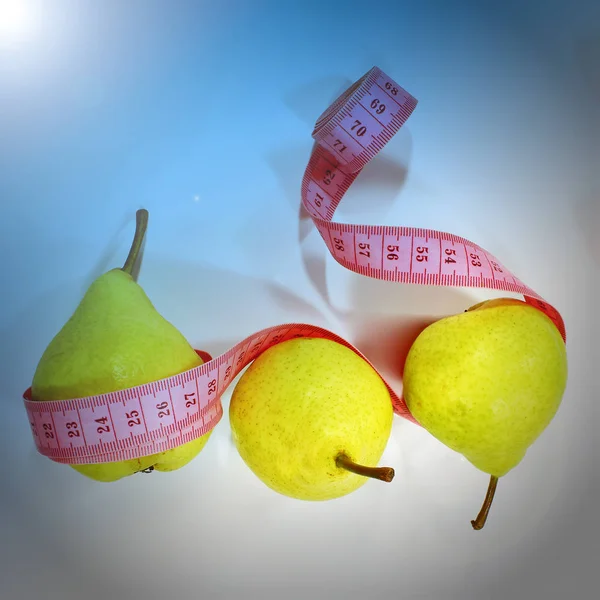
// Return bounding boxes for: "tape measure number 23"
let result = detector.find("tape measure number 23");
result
[22,66,566,465]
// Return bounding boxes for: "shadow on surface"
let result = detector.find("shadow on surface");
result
[283,75,354,129]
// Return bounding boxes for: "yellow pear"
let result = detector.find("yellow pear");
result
[30,209,212,481]
[402,297,568,529]
[229,337,395,501]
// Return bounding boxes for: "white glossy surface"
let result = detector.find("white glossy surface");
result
[0,1,597,599]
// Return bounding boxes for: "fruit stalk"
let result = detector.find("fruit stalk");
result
[335,452,395,482]
[122,209,149,276]
[471,475,498,530]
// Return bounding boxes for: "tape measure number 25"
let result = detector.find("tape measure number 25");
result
[22,66,566,465]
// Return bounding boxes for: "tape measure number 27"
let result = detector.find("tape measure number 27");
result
[22,66,566,465]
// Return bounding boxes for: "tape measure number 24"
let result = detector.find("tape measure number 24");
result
[22,66,566,465]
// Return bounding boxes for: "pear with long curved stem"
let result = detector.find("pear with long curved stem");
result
[30,209,214,481]
[402,297,567,530]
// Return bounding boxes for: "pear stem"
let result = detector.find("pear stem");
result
[471,475,499,530]
[122,209,149,276]
[335,452,395,482]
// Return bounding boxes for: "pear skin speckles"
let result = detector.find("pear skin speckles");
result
[229,338,394,500]
[402,303,567,477]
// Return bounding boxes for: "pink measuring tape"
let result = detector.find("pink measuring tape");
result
[22,66,566,465]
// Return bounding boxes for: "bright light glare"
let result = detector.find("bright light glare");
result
[0,0,38,45]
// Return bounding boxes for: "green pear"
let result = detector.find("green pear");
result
[30,209,212,482]
[229,337,395,501]
[402,297,568,529]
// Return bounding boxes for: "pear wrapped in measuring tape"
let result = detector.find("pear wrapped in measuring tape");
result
[402,297,568,529]
[29,209,213,482]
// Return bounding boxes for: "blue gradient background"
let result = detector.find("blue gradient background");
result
[1,1,598,599]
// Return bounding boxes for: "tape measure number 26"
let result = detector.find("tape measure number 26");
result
[22,66,566,465]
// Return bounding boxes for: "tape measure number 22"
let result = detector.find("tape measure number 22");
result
[22,66,566,465]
